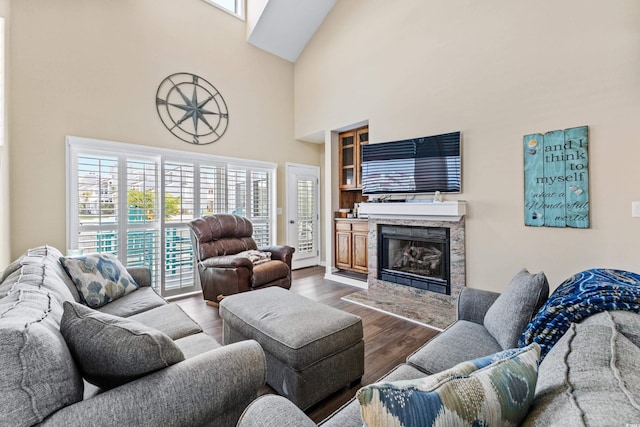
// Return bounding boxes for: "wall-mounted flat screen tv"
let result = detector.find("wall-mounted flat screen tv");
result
[361,131,461,195]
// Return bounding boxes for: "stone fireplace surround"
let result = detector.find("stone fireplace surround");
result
[342,201,466,330]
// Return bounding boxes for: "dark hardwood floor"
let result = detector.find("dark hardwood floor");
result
[174,266,438,423]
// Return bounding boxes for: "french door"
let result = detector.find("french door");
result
[286,163,320,269]
[67,136,277,297]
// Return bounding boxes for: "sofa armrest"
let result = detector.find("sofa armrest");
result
[42,340,266,427]
[237,395,316,427]
[201,255,254,270]
[457,287,501,324]
[126,266,151,288]
[260,245,295,266]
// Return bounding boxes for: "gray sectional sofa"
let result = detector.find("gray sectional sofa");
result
[238,269,640,426]
[0,246,266,427]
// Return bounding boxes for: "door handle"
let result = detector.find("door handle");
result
[289,220,295,224]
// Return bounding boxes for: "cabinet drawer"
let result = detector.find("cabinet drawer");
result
[335,221,352,231]
[352,221,369,232]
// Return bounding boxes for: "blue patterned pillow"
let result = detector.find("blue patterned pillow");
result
[357,343,541,427]
[60,253,139,308]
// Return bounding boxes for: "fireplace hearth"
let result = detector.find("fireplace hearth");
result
[378,225,450,294]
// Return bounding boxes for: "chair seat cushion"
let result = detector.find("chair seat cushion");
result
[251,260,290,288]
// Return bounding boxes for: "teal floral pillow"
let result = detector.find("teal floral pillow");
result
[357,343,541,427]
[60,253,139,308]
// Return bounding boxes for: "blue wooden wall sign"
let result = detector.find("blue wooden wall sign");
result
[524,126,589,228]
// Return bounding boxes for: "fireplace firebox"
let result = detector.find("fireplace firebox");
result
[378,225,450,295]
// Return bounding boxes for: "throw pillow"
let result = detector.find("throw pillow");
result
[358,343,541,427]
[60,301,185,389]
[483,268,549,349]
[236,249,272,265]
[59,253,139,308]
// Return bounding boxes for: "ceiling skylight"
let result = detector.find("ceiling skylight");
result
[202,0,244,20]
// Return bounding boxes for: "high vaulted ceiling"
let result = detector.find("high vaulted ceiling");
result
[247,0,336,62]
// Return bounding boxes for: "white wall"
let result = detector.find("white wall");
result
[8,0,322,259]
[295,0,640,290]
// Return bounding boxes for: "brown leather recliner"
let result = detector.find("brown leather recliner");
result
[188,214,295,306]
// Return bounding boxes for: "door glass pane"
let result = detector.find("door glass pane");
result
[250,171,269,219]
[227,168,246,216]
[126,159,160,289]
[164,227,194,292]
[78,230,118,255]
[296,178,315,255]
[126,229,159,288]
[163,162,196,292]
[78,155,118,226]
[164,162,195,223]
[200,164,225,215]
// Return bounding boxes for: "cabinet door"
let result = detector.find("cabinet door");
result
[355,127,369,189]
[352,232,368,273]
[339,131,356,190]
[335,231,352,269]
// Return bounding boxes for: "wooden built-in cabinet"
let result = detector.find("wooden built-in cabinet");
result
[335,219,368,274]
[336,126,369,275]
[339,126,369,191]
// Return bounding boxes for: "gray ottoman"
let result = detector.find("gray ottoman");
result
[219,287,364,410]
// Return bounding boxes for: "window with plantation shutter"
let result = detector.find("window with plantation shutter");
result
[67,136,277,297]
[76,154,119,255]
[163,160,195,295]
[250,170,271,247]
[125,158,160,287]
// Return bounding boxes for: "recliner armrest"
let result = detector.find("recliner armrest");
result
[260,245,295,266]
[457,287,501,324]
[201,255,254,270]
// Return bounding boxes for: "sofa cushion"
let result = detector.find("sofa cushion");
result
[129,303,203,340]
[60,301,185,389]
[97,286,167,317]
[522,313,640,426]
[0,290,83,427]
[358,343,541,427]
[407,320,503,375]
[484,268,549,349]
[174,332,222,359]
[60,253,139,308]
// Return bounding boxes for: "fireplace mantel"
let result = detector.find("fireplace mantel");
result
[358,200,466,221]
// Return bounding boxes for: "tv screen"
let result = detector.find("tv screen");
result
[361,131,461,195]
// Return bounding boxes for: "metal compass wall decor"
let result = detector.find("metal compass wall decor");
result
[156,72,229,145]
